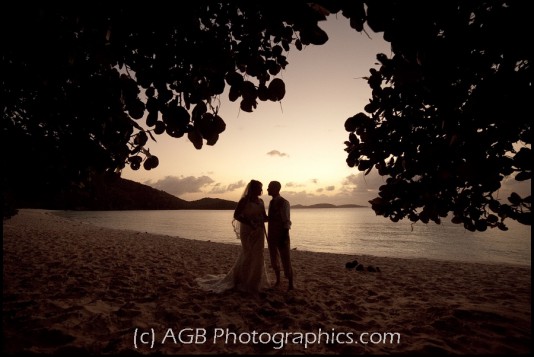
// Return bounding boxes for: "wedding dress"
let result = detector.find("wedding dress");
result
[196,197,270,293]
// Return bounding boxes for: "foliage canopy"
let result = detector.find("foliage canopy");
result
[3,1,531,230]
[343,0,531,231]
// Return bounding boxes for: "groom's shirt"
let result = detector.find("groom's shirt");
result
[268,195,292,231]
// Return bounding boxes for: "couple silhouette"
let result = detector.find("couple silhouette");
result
[196,180,294,294]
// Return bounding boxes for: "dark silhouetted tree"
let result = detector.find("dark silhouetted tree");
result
[2,2,333,217]
[3,1,531,230]
[344,0,531,231]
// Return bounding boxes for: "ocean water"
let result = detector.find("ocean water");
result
[53,208,531,266]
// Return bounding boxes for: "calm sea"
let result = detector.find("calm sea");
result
[53,208,531,266]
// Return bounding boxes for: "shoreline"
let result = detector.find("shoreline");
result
[3,209,531,354]
[51,208,531,268]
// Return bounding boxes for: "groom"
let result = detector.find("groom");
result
[266,181,294,291]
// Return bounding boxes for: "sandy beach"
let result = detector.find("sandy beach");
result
[3,209,531,355]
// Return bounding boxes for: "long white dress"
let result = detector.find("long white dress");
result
[196,199,270,293]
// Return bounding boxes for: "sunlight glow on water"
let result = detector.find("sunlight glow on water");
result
[54,208,531,266]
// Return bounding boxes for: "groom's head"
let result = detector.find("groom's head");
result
[267,181,281,197]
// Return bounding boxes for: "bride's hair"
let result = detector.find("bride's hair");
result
[241,179,262,199]
[233,179,262,240]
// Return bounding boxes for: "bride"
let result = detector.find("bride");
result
[196,180,270,294]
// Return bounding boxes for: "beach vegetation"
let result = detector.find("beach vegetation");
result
[3,1,531,229]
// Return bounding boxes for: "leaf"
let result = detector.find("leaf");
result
[127,99,145,120]
[241,81,257,101]
[349,16,364,32]
[515,171,531,181]
[486,214,498,223]
[228,85,240,102]
[147,130,157,143]
[258,84,269,101]
[513,147,531,169]
[282,40,290,52]
[212,115,226,134]
[240,98,256,113]
[267,60,281,76]
[366,3,388,33]
[344,112,369,132]
[299,24,328,46]
[192,102,207,123]
[129,118,143,131]
[451,216,463,224]
[188,129,203,150]
[225,71,243,87]
[508,192,522,205]
[497,222,509,231]
[206,133,219,146]
[146,111,158,127]
[267,78,285,101]
[475,220,487,232]
[145,87,155,98]
[145,97,158,113]
[134,131,148,146]
[163,104,190,130]
[209,75,225,95]
[154,121,165,135]
[143,155,159,170]
[349,133,359,144]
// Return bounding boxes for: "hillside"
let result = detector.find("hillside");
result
[16,176,364,211]
[17,176,236,211]
[56,176,190,210]
[75,178,238,210]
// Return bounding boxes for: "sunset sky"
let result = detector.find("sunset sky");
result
[121,15,530,206]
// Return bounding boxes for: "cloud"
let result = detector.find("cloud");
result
[341,171,532,202]
[209,180,246,194]
[286,181,305,188]
[274,185,368,206]
[227,180,247,192]
[252,173,386,206]
[340,172,385,194]
[145,175,214,196]
[315,186,334,193]
[266,150,289,157]
[208,183,224,194]
[337,171,532,208]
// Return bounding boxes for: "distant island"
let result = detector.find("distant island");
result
[17,176,366,211]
